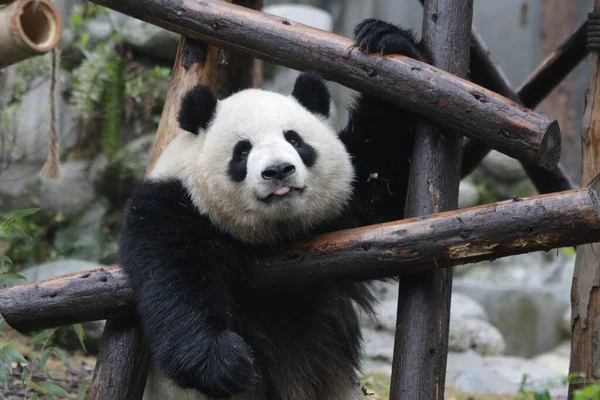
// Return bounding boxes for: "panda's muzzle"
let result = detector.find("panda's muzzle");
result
[261,163,296,181]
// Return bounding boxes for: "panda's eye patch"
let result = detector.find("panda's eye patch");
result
[284,130,304,148]
[228,140,252,182]
[233,140,252,160]
[284,130,317,168]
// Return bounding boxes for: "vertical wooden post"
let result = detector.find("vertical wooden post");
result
[88,2,261,399]
[389,1,473,399]
[569,2,600,397]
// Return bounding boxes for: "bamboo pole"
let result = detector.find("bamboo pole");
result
[569,3,600,396]
[0,0,61,68]
[390,1,473,399]
[86,0,561,169]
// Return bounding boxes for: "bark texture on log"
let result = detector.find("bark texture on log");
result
[569,2,600,394]
[87,0,561,169]
[390,1,473,399]
[2,189,600,332]
[87,319,150,400]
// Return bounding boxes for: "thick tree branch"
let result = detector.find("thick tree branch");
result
[2,189,599,332]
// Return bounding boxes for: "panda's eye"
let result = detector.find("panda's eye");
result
[284,130,303,148]
[233,140,252,161]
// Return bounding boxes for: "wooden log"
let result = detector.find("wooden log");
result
[87,319,150,400]
[3,188,599,332]
[461,21,587,180]
[569,3,600,395]
[0,0,62,69]
[86,0,560,169]
[390,1,473,399]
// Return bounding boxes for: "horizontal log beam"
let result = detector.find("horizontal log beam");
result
[2,188,599,332]
[87,0,561,169]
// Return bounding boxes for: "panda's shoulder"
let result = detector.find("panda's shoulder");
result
[124,178,211,236]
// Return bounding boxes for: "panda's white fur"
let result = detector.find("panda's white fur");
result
[150,89,355,244]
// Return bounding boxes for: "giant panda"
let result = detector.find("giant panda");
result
[120,19,430,400]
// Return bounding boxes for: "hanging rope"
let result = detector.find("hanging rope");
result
[40,48,61,179]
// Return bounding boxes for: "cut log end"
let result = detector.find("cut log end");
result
[538,119,562,170]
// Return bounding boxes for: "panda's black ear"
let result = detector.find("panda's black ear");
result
[178,85,217,134]
[291,72,330,118]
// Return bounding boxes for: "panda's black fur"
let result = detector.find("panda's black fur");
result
[120,19,430,399]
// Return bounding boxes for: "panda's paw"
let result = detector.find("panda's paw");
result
[353,18,429,62]
[170,331,256,398]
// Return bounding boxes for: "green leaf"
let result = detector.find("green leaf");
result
[0,273,25,283]
[21,365,30,384]
[2,208,39,218]
[0,255,13,267]
[3,345,27,363]
[30,329,56,345]
[73,324,87,352]
[533,390,551,400]
[77,381,89,400]
[31,395,39,400]
[38,348,52,369]
[52,348,71,369]
[31,381,69,396]
[0,367,7,389]
[0,316,4,332]
[45,396,56,400]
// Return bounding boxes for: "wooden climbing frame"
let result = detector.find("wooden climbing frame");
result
[1,0,600,399]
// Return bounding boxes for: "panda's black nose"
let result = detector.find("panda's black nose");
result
[262,163,296,180]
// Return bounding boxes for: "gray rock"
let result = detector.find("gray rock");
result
[446,350,567,395]
[6,77,79,163]
[17,259,108,354]
[362,328,395,363]
[116,16,180,60]
[456,251,574,287]
[454,280,570,357]
[53,200,119,264]
[481,150,527,182]
[449,318,506,355]
[453,372,487,394]
[15,161,96,218]
[533,341,571,376]
[458,181,480,208]
[451,292,489,322]
[91,134,154,204]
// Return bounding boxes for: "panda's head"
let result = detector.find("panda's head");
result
[150,72,354,244]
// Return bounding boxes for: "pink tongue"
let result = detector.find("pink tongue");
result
[275,187,291,196]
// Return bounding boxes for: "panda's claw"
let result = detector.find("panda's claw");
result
[353,18,430,63]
